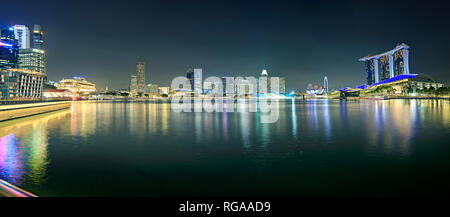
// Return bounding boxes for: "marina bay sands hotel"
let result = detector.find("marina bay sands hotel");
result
[359,43,410,85]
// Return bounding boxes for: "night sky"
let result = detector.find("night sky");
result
[2,0,450,91]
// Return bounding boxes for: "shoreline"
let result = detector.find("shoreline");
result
[0,101,71,122]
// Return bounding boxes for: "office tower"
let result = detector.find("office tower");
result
[186,68,202,92]
[0,25,19,70]
[278,77,286,94]
[13,25,30,49]
[23,24,46,74]
[136,62,145,93]
[186,68,194,90]
[193,68,202,93]
[222,76,235,96]
[18,48,45,73]
[130,74,137,93]
[258,69,285,94]
[323,76,328,93]
[32,25,44,50]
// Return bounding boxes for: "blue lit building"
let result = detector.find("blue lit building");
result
[359,43,410,85]
[338,74,444,96]
[0,25,19,70]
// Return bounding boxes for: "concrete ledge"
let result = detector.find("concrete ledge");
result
[0,101,71,122]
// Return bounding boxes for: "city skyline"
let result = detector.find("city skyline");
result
[1,0,450,210]
[1,0,450,91]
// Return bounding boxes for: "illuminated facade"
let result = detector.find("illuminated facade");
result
[56,77,96,95]
[368,74,443,93]
[158,86,170,95]
[18,48,46,74]
[360,43,410,85]
[146,83,158,95]
[186,68,202,93]
[258,69,286,94]
[324,76,328,93]
[136,62,145,93]
[43,89,75,98]
[0,26,18,70]
[130,74,137,93]
[0,69,46,98]
[13,25,30,49]
[32,25,44,50]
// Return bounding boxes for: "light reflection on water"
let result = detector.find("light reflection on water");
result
[0,110,70,186]
[0,99,449,196]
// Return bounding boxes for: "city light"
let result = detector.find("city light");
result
[0,42,13,47]
[0,3,449,213]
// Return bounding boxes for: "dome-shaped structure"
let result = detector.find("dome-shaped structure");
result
[261,69,268,77]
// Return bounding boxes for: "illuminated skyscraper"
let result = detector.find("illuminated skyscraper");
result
[18,48,45,73]
[186,68,202,92]
[13,25,30,49]
[32,25,44,50]
[360,43,410,85]
[24,24,46,74]
[258,69,286,94]
[0,25,18,70]
[130,74,137,93]
[136,62,145,93]
[324,76,328,93]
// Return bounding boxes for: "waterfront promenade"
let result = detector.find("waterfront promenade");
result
[0,101,71,122]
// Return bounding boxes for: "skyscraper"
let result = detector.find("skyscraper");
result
[21,24,46,74]
[136,62,145,93]
[258,69,286,94]
[18,48,45,73]
[186,68,202,92]
[323,76,328,93]
[13,25,30,49]
[186,68,194,90]
[278,77,286,94]
[32,25,44,50]
[0,25,18,70]
[130,74,137,93]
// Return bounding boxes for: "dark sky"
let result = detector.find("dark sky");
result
[2,0,450,91]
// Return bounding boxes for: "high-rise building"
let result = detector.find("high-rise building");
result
[193,68,202,93]
[130,74,137,93]
[32,25,44,50]
[222,76,235,96]
[136,62,145,93]
[18,48,45,73]
[359,43,410,85]
[0,25,19,70]
[278,77,286,94]
[323,76,328,93]
[18,24,47,74]
[257,69,286,94]
[13,25,30,49]
[186,68,194,89]
[186,68,202,92]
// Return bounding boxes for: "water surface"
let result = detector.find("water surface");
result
[0,99,449,196]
